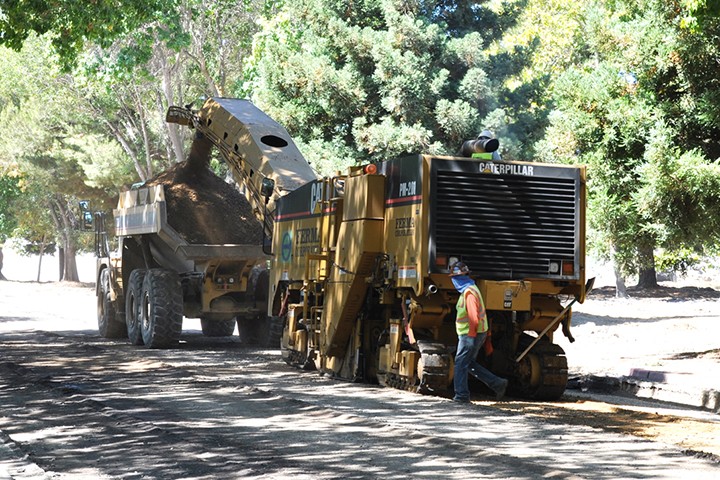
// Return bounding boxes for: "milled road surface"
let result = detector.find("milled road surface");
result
[1,281,718,479]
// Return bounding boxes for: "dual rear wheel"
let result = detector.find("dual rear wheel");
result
[97,268,127,339]
[125,270,146,345]
[120,268,279,349]
[124,268,183,349]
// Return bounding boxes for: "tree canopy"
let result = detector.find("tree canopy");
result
[242,0,543,171]
[0,0,176,69]
[526,0,720,284]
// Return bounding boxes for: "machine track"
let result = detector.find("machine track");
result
[513,334,568,400]
[378,341,452,394]
[416,341,452,394]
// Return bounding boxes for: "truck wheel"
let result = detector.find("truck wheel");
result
[237,315,283,347]
[98,268,126,339]
[125,269,146,345]
[140,269,183,348]
[200,318,236,337]
[266,315,285,347]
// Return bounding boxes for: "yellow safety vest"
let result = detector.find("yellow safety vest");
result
[456,284,488,336]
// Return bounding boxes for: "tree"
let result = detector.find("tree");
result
[243,0,531,173]
[0,1,272,285]
[636,122,720,261]
[74,0,271,177]
[0,165,22,280]
[0,36,113,281]
[533,0,720,288]
[0,0,177,70]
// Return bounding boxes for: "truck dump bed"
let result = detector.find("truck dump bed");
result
[114,184,266,273]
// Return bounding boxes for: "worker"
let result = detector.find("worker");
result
[476,130,502,161]
[449,261,508,402]
[461,130,502,160]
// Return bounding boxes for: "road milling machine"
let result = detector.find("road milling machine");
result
[119,97,590,399]
[269,137,591,400]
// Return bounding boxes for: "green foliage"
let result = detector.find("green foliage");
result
[655,247,702,276]
[2,0,719,283]
[0,0,179,70]
[532,0,720,278]
[243,0,528,172]
[656,7,720,161]
[8,182,56,255]
[0,168,22,242]
[677,0,720,30]
[637,143,720,247]
[0,37,114,252]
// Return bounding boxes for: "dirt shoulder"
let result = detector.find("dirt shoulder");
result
[560,282,720,412]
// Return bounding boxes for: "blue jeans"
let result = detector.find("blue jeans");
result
[453,333,506,400]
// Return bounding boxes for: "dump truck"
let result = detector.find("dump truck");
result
[94,98,317,348]
[152,97,589,399]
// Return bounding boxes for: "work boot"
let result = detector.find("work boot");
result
[495,379,508,400]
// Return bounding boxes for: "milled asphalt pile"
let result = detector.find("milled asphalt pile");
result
[0,430,48,480]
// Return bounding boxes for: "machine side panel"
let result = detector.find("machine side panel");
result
[272,180,326,284]
[381,156,425,294]
[321,174,385,357]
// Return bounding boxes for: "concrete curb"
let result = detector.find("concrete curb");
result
[568,374,720,414]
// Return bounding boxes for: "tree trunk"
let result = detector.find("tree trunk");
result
[159,47,187,164]
[63,241,79,282]
[610,244,629,298]
[37,235,46,282]
[133,88,154,179]
[157,91,177,163]
[0,246,6,280]
[58,246,65,280]
[614,263,629,298]
[636,242,658,289]
[104,119,148,181]
[49,196,80,282]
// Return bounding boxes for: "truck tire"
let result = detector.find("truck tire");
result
[140,268,183,348]
[265,315,285,347]
[97,268,126,339]
[237,315,283,348]
[125,269,146,345]
[200,318,236,337]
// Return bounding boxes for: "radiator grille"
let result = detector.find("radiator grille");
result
[432,168,579,280]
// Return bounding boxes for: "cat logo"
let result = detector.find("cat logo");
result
[503,288,513,309]
[478,162,535,176]
[310,181,323,215]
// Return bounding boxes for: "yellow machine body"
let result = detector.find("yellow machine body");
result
[274,154,588,400]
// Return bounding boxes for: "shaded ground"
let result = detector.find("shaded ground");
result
[0,280,718,479]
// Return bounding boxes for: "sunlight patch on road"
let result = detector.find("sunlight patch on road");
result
[117,360,165,372]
